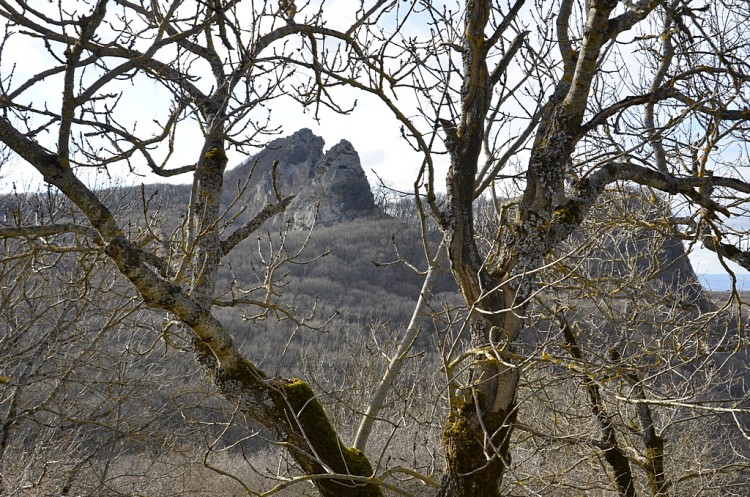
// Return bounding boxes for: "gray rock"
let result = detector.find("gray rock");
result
[290,139,382,229]
[223,129,382,229]
[223,128,324,206]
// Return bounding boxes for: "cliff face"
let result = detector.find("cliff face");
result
[223,128,325,206]
[223,129,381,228]
[289,139,381,229]
[573,188,714,312]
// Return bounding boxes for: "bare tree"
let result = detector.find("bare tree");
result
[1,1,750,497]
[0,1,385,496]
[279,1,750,496]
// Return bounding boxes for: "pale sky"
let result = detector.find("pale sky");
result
[0,0,433,193]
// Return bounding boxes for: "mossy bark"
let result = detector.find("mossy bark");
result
[631,376,668,497]
[270,378,380,497]
[439,391,517,497]
[211,359,382,497]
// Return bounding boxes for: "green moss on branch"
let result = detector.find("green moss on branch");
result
[274,378,381,497]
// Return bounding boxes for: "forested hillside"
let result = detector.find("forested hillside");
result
[0,186,441,497]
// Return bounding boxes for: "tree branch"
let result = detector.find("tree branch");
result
[488,30,529,87]
[220,195,295,256]
[485,0,527,52]
[579,161,750,217]
[0,223,99,240]
[702,236,750,272]
[577,89,671,138]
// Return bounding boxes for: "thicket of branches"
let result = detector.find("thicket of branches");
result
[1,1,750,497]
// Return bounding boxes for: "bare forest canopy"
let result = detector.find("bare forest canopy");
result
[1,2,750,497]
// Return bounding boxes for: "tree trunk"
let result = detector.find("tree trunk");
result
[0,117,383,497]
[439,347,519,497]
[562,320,636,497]
[628,371,667,497]
[436,2,523,494]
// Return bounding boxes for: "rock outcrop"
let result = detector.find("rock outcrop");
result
[223,129,712,309]
[223,128,324,206]
[223,129,381,228]
[289,139,381,229]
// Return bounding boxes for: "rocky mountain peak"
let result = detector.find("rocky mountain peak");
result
[290,138,381,229]
[223,129,381,228]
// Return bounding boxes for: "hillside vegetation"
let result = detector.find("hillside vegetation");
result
[2,165,747,496]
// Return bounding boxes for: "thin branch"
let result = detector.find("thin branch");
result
[220,195,295,256]
[0,223,99,240]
